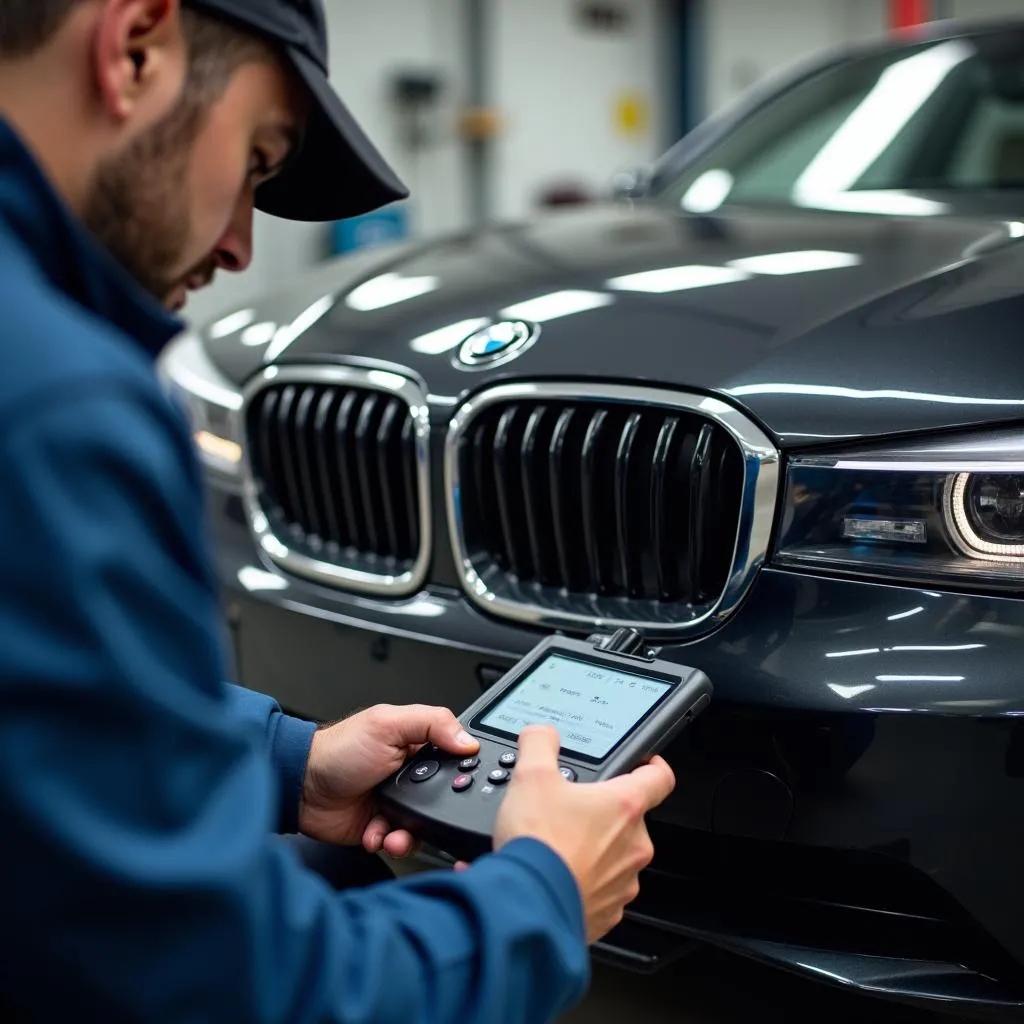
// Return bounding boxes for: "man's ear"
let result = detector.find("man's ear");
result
[91,0,185,125]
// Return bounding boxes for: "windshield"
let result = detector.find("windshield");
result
[659,30,1024,217]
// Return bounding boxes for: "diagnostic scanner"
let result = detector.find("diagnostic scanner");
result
[376,628,713,862]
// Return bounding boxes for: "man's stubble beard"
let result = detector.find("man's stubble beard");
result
[82,97,208,307]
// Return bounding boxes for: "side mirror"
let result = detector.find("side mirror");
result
[611,166,652,202]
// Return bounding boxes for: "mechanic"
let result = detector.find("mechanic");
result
[0,0,676,1021]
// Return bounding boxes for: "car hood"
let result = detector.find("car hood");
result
[199,202,1024,446]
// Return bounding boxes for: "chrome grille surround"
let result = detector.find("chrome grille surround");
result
[241,365,431,597]
[445,382,780,637]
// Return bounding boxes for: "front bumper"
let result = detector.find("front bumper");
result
[212,485,1024,1017]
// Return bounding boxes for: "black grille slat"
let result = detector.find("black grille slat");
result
[469,419,502,566]
[293,386,324,543]
[333,391,365,551]
[256,389,283,517]
[614,413,643,597]
[687,424,714,602]
[276,385,306,532]
[651,416,680,600]
[355,395,382,555]
[400,416,420,559]
[455,394,748,625]
[313,389,344,547]
[581,409,611,594]
[376,398,404,559]
[245,379,423,579]
[521,406,555,587]
[493,407,530,580]
[549,408,580,590]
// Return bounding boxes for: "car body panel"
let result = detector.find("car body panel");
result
[202,204,1024,448]
[195,18,1024,1017]
[214,492,1024,1008]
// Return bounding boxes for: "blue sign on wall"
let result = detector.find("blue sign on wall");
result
[332,203,410,256]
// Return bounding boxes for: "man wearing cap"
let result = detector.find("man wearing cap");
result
[0,1,676,1021]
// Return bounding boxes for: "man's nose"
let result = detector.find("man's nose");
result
[213,192,255,274]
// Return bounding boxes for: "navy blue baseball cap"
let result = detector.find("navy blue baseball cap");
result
[185,0,408,221]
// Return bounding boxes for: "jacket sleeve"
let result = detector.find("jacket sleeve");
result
[0,379,590,1024]
[223,682,317,834]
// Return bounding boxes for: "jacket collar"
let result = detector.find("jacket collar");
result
[0,118,185,356]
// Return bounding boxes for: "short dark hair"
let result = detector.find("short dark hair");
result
[0,0,78,57]
[0,2,275,102]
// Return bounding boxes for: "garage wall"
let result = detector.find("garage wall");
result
[949,0,1024,18]
[492,0,668,221]
[699,0,887,116]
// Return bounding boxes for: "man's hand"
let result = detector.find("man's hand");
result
[298,704,479,857]
[493,725,675,943]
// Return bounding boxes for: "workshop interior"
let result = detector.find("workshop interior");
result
[164,0,1024,1021]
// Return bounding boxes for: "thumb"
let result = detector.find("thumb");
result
[516,724,562,774]
[372,704,478,756]
[610,754,676,812]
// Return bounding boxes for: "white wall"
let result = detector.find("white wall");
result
[700,0,887,116]
[950,0,1024,17]
[492,0,667,221]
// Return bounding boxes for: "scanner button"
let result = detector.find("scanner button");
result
[410,760,440,783]
[498,751,517,768]
[487,768,511,785]
[458,756,480,772]
[452,774,474,792]
[558,766,577,783]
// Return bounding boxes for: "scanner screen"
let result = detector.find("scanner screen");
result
[477,654,673,759]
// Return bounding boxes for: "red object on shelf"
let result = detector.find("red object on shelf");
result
[890,0,931,31]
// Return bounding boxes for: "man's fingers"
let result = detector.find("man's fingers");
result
[515,724,562,774]
[610,755,676,812]
[362,815,390,853]
[371,703,478,756]
[381,830,418,859]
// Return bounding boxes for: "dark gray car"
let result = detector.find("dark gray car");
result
[162,18,1024,1019]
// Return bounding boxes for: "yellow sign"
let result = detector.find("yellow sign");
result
[614,91,649,138]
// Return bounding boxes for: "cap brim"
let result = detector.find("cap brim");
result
[255,48,409,222]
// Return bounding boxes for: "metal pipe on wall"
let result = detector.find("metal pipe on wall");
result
[464,0,491,229]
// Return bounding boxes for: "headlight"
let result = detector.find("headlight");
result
[157,332,244,478]
[773,429,1024,590]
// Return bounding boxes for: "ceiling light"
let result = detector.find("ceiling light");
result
[209,308,256,339]
[500,290,612,322]
[263,296,334,363]
[794,189,948,217]
[240,321,277,347]
[607,265,748,294]
[346,273,440,312]
[681,169,734,213]
[828,683,876,699]
[728,250,861,275]
[410,317,492,355]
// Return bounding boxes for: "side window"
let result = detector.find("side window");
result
[730,94,865,200]
[946,96,1024,187]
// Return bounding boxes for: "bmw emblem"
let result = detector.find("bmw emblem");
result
[455,320,540,370]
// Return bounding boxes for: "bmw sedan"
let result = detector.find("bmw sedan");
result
[162,17,1024,1019]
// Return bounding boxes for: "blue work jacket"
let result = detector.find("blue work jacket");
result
[0,118,588,1023]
